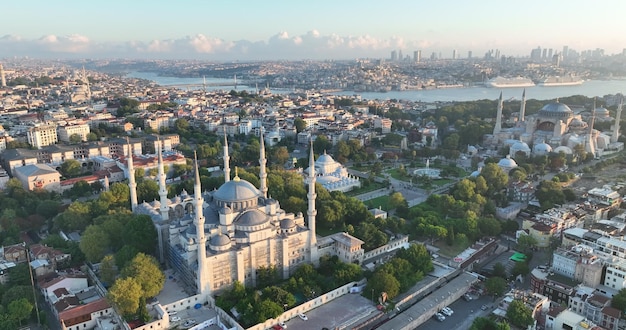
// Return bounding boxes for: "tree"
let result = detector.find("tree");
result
[612,288,626,312]
[368,271,400,300]
[389,192,407,210]
[294,118,306,133]
[69,133,83,144]
[506,299,534,328]
[517,234,538,253]
[272,146,291,165]
[60,159,82,178]
[36,200,61,219]
[121,253,165,299]
[511,261,530,278]
[108,277,142,317]
[115,245,139,270]
[479,163,509,196]
[477,217,502,237]
[80,225,110,263]
[8,264,31,287]
[123,215,158,254]
[100,255,117,286]
[8,298,32,326]
[485,276,507,298]
[492,262,507,279]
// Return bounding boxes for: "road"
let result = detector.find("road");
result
[416,294,495,330]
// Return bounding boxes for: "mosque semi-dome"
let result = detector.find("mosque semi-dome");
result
[236,209,269,227]
[280,218,296,229]
[210,234,231,247]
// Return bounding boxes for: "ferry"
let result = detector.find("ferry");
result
[485,76,535,88]
[537,76,584,87]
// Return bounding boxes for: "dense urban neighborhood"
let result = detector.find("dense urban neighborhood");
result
[1,54,626,330]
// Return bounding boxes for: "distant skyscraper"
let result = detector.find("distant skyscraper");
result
[414,50,421,63]
[398,50,403,62]
[562,45,569,59]
[548,48,553,59]
[531,46,542,61]
[552,54,561,67]
[467,51,472,59]
[391,50,397,61]
[452,49,457,59]
[494,49,500,60]
[0,63,5,88]
[542,48,547,59]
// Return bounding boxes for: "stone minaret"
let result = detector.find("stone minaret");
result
[307,140,318,262]
[493,91,503,135]
[518,89,526,123]
[103,176,109,192]
[259,128,268,198]
[0,63,6,87]
[612,96,623,143]
[586,101,597,155]
[223,130,230,183]
[157,137,169,221]
[127,138,138,211]
[193,151,209,296]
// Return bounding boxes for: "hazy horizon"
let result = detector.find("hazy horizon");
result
[3,0,626,60]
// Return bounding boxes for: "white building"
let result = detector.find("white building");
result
[57,123,91,142]
[305,151,361,193]
[27,123,58,149]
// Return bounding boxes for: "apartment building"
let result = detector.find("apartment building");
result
[27,123,58,149]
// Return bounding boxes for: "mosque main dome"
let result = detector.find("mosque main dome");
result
[538,102,574,118]
[213,176,261,211]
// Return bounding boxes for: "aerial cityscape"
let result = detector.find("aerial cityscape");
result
[3,2,626,330]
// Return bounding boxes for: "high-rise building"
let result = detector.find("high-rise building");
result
[398,49,403,62]
[452,49,457,59]
[548,48,553,59]
[542,48,548,59]
[0,63,5,87]
[562,45,569,59]
[27,124,58,149]
[468,51,472,59]
[391,50,397,61]
[414,50,421,63]
[531,46,542,61]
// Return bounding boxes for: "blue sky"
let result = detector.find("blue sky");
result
[3,0,626,59]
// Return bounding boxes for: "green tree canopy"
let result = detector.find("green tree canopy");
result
[8,298,32,326]
[80,225,111,263]
[121,253,164,299]
[108,277,142,317]
[485,276,507,298]
[506,299,534,328]
[60,159,82,178]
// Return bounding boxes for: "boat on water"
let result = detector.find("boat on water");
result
[485,76,535,88]
[537,76,584,87]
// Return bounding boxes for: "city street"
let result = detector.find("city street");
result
[416,294,495,330]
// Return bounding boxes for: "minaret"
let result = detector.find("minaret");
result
[259,128,268,198]
[157,137,169,221]
[127,138,138,211]
[103,176,110,192]
[193,151,209,296]
[518,89,526,123]
[307,140,318,261]
[493,91,503,135]
[612,96,623,143]
[223,130,231,182]
[586,101,597,155]
[82,66,92,106]
[0,63,6,87]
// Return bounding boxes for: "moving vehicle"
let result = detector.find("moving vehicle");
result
[298,313,308,321]
[481,304,488,311]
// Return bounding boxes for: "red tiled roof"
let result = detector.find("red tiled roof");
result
[59,298,110,326]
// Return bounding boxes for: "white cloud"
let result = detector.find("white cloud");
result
[0,31,442,59]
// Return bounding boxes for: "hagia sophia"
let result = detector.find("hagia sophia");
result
[131,133,365,296]
[485,91,623,170]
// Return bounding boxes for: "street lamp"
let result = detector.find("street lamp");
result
[372,289,375,305]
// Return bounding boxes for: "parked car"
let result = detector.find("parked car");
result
[463,293,472,301]
[278,322,287,329]
[183,319,197,327]
[481,304,488,311]
[434,313,445,322]
[298,313,308,321]
[441,307,453,316]
[168,311,177,315]
[171,316,181,322]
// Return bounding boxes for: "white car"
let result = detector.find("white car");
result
[278,322,287,328]
[441,307,453,316]
[168,311,177,315]
[183,319,197,327]
[298,313,308,321]
[434,312,445,321]
[171,316,181,322]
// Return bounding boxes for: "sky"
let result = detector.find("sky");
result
[3,0,626,60]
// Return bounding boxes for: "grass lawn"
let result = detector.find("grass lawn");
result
[432,239,471,258]
[346,181,386,196]
[316,226,344,237]
[363,195,391,211]
[386,168,412,182]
